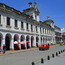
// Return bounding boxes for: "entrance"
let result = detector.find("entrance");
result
[36,37,39,47]
[5,34,11,50]
[21,35,25,49]
[0,33,2,46]
[26,36,30,49]
[31,36,34,47]
[14,34,19,50]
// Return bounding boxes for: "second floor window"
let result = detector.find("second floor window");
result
[31,24,33,31]
[43,28,44,33]
[15,20,17,27]
[26,23,29,30]
[7,17,10,26]
[40,27,41,33]
[36,26,38,32]
[21,22,23,28]
[0,15,1,24]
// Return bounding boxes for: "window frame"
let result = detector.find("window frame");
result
[7,17,10,26]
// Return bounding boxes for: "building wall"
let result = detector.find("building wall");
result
[0,4,56,50]
[54,25,61,44]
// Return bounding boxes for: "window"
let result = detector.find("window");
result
[0,15,1,24]
[21,22,23,28]
[31,24,33,32]
[7,17,10,26]
[40,27,41,33]
[35,15,37,20]
[26,23,28,30]
[15,19,17,27]
[45,29,46,34]
[43,28,44,33]
[36,26,38,32]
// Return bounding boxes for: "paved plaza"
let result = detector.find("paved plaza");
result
[39,51,65,65]
[0,44,65,65]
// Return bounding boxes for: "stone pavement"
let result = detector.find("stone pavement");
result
[0,44,65,65]
[38,51,65,65]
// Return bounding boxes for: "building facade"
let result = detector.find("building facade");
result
[61,29,65,42]
[54,25,61,44]
[0,2,56,50]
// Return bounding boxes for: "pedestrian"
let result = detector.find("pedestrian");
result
[3,44,6,54]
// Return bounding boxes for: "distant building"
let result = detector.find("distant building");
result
[61,28,65,42]
[0,2,60,50]
[54,25,61,44]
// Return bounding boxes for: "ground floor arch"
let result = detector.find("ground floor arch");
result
[36,37,39,47]
[14,34,19,50]
[20,35,25,49]
[41,37,42,45]
[26,35,30,48]
[5,33,12,50]
[31,36,34,47]
[0,33,3,46]
[14,34,19,41]
[43,37,44,44]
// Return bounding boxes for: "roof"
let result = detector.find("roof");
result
[43,19,54,23]
[0,2,54,30]
[0,2,32,18]
[54,25,61,30]
[23,7,40,14]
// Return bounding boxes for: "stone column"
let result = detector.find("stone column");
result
[41,37,43,45]
[1,37,5,49]
[24,35,27,49]
[44,37,46,44]
[18,39,21,50]
[10,38,14,50]
[43,37,44,44]
[29,38,31,48]
[33,35,36,47]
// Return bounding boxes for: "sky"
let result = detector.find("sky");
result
[0,0,65,29]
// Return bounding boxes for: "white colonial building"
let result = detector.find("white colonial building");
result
[0,2,56,50]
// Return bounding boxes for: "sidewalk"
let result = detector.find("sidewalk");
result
[0,44,59,56]
[39,52,65,65]
[0,47,38,56]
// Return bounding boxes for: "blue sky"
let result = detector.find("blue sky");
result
[0,0,65,28]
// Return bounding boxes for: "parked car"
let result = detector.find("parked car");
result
[39,44,50,50]
[60,42,65,46]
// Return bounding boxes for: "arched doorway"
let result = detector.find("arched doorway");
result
[14,34,19,50]
[41,37,42,45]
[0,33,3,46]
[43,38,44,44]
[20,35,25,49]
[14,34,19,41]
[36,37,39,47]
[26,35,30,49]
[31,36,34,47]
[5,33,11,50]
